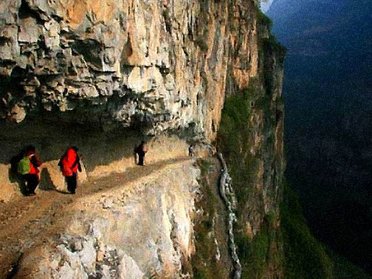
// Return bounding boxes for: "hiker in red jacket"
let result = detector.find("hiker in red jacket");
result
[19,145,42,196]
[59,146,82,194]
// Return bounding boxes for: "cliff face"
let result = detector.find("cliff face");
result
[217,29,285,277]
[0,0,260,140]
[0,0,285,278]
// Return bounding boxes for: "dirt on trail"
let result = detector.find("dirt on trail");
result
[0,157,190,278]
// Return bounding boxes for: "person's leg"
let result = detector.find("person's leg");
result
[24,174,39,195]
[66,173,77,194]
[66,176,73,193]
[28,175,39,194]
[22,174,31,195]
[138,154,144,165]
[71,173,77,193]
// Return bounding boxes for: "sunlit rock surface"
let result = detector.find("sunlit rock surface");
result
[0,0,285,278]
[0,0,259,140]
[12,159,200,279]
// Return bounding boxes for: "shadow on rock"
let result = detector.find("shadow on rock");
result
[39,168,56,191]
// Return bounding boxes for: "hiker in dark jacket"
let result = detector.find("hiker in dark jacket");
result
[188,144,195,157]
[18,145,42,196]
[59,146,82,194]
[135,141,148,166]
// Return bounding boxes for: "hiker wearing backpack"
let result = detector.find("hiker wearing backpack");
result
[17,145,42,196]
[59,146,82,194]
[135,141,148,166]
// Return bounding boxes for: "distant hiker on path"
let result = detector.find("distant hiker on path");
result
[188,144,195,157]
[17,145,42,196]
[135,141,148,166]
[59,146,82,194]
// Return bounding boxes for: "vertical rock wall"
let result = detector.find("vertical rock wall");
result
[0,0,285,278]
[0,0,263,201]
[217,10,285,278]
[0,0,259,140]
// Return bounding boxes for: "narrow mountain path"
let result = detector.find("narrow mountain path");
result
[0,156,191,277]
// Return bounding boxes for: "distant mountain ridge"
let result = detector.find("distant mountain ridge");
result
[268,0,372,274]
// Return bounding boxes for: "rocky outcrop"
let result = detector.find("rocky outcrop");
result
[0,0,285,278]
[0,0,260,140]
[36,161,199,279]
[3,157,200,279]
[216,11,285,277]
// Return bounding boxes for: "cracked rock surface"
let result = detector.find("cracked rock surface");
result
[0,156,199,279]
[0,0,260,140]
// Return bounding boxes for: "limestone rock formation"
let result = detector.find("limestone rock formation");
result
[0,0,285,278]
[13,160,199,279]
[0,0,261,140]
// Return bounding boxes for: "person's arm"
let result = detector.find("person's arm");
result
[143,144,148,153]
[77,156,82,172]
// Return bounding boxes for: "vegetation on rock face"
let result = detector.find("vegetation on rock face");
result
[236,219,281,278]
[215,6,286,278]
[281,182,372,279]
[281,182,334,279]
[218,85,257,210]
[218,5,369,279]
[189,159,232,279]
[217,82,283,278]
[220,7,370,278]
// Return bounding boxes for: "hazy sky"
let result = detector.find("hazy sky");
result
[261,0,274,12]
